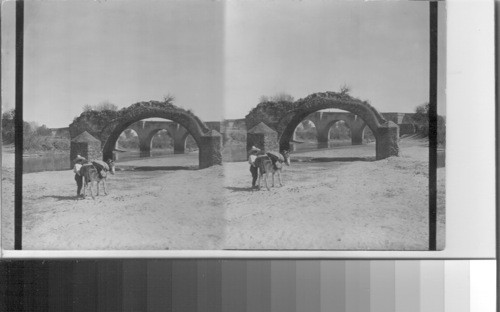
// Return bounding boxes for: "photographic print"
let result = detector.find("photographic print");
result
[1,0,446,251]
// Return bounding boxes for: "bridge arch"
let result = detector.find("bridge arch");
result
[278,93,398,159]
[148,128,174,150]
[115,128,140,151]
[70,101,222,168]
[292,118,318,142]
[246,92,399,159]
[176,131,192,154]
[361,124,376,143]
[325,119,350,141]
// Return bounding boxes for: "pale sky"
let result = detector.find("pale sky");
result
[2,0,446,128]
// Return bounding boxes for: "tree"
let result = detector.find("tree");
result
[413,102,429,135]
[259,95,270,103]
[2,109,52,144]
[329,120,350,140]
[0,109,34,143]
[123,129,137,139]
[301,120,314,130]
[2,109,15,120]
[83,100,118,112]
[35,124,53,136]
[258,92,294,103]
[339,84,351,95]
[97,101,118,111]
[413,102,446,145]
[2,109,15,143]
[163,93,175,103]
[415,102,429,115]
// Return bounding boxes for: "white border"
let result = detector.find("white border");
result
[1,0,496,259]
[470,260,496,312]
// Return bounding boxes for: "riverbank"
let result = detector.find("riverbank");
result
[1,137,444,250]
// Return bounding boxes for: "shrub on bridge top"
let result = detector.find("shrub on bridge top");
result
[295,91,387,125]
[245,101,295,132]
[259,92,295,103]
[82,101,118,112]
[69,109,121,140]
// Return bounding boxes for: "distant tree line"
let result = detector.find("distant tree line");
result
[413,103,446,146]
[2,109,69,151]
[2,100,123,152]
[2,109,53,143]
[2,109,16,144]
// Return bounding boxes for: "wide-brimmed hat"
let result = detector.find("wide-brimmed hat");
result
[73,155,87,163]
[249,146,261,153]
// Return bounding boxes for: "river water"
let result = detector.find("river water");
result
[20,141,444,173]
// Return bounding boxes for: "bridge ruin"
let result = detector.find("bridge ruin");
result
[64,96,417,166]
[68,101,222,169]
[245,92,409,160]
[125,120,221,156]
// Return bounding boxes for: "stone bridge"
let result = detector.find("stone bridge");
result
[69,101,222,169]
[245,92,409,159]
[60,112,415,155]
[126,120,221,156]
[122,111,415,154]
[300,111,367,145]
[63,96,416,165]
[296,111,416,145]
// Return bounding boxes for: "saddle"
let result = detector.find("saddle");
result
[266,151,284,170]
[91,160,109,179]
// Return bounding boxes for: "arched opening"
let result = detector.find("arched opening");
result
[107,117,202,169]
[279,106,380,161]
[185,134,197,153]
[172,131,198,155]
[291,119,318,152]
[69,101,221,169]
[289,110,372,153]
[245,92,398,160]
[150,129,174,156]
[362,125,375,143]
[327,120,352,146]
[115,129,140,161]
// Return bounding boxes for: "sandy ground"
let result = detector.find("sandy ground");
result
[1,138,445,250]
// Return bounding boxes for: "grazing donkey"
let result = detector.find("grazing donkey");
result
[254,150,291,191]
[80,159,115,199]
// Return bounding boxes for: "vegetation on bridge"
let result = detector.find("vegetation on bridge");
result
[70,98,210,145]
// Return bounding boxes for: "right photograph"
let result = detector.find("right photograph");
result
[220,0,446,250]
